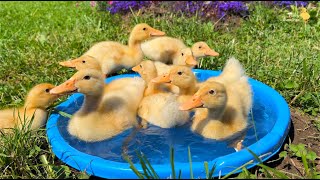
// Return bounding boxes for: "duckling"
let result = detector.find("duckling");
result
[179,57,252,140]
[59,55,101,72]
[132,60,176,96]
[132,62,190,129]
[59,23,165,76]
[141,36,219,65]
[0,83,59,133]
[50,69,145,142]
[154,48,197,76]
[191,41,219,60]
[152,65,199,99]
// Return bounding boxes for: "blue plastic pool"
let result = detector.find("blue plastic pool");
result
[46,69,291,179]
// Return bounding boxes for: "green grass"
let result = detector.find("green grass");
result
[0,1,319,179]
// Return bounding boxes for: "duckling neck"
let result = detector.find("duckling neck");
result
[78,94,102,115]
[207,105,226,121]
[128,35,144,64]
[179,81,197,95]
[144,81,160,96]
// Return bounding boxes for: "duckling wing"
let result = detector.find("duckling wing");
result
[141,36,187,63]
[138,93,189,128]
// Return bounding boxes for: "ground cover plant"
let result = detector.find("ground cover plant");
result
[0,1,319,179]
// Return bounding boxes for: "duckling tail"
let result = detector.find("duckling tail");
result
[219,57,245,84]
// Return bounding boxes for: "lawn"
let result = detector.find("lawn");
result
[0,1,319,179]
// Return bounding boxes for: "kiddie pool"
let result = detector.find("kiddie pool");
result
[46,69,291,179]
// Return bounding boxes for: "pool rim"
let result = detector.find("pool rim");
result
[46,69,291,179]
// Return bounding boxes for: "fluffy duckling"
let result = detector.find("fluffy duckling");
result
[191,41,219,60]
[141,36,219,65]
[179,57,252,140]
[59,23,165,76]
[132,60,176,96]
[0,83,59,133]
[59,55,101,72]
[132,61,190,128]
[152,65,199,99]
[154,48,197,76]
[50,69,145,142]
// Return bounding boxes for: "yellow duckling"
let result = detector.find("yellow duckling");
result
[59,55,101,72]
[0,83,59,133]
[132,60,175,96]
[59,23,165,76]
[179,57,252,140]
[154,48,197,76]
[132,60,189,128]
[152,65,200,99]
[50,69,145,142]
[141,36,219,65]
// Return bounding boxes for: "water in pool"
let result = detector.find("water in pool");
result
[55,75,276,164]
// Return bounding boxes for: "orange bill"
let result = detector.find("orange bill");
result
[151,73,171,83]
[131,64,141,72]
[205,49,219,57]
[179,95,203,111]
[59,60,76,68]
[50,78,77,95]
[185,56,198,66]
[150,27,165,36]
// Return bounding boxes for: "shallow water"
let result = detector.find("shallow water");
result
[56,76,276,165]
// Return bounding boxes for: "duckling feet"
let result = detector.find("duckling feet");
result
[234,140,244,152]
[140,119,148,129]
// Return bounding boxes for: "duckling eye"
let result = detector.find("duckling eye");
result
[45,88,50,93]
[209,90,216,95]
[199,46,202,49]
[143,27,147,31]
[181,53,184,56]
[83,75,91,80]
[140,65,142,68]
[177,71,183,75]
[82,60,86,63]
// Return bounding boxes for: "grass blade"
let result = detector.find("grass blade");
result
[123,154,145,179]
[136,152,151,179]
[208,162,216,179]
[170,146,176,179]
[204,161,209,179]
[141,152,160,179]
[188,146,194,179]
[258,164,289,179]
[245,148,273,178]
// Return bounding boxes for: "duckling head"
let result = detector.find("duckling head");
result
[25,83,59,109]
[50,69,105,96]
[191,42,219,58]
[177,48,197,66]
[179,81,227,111]
[59,55,101,71]
[152,65,196,89]
[130,23,165,42]
[132,60,157,82]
